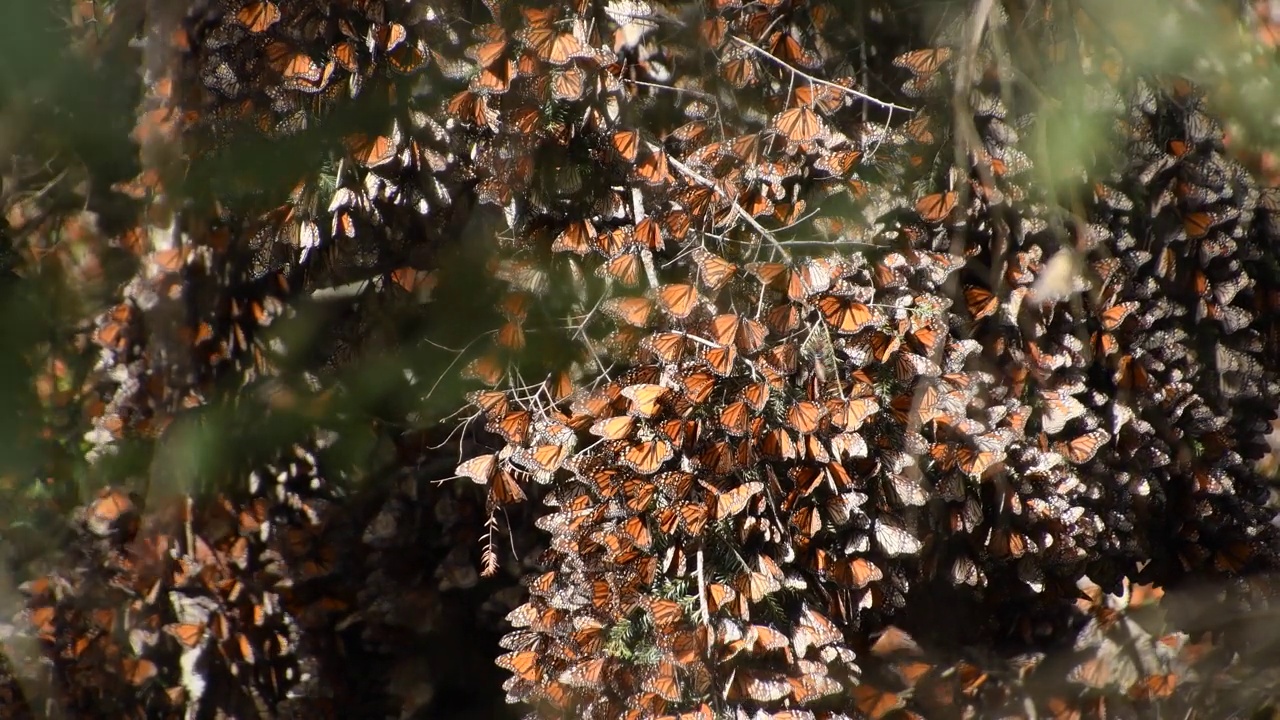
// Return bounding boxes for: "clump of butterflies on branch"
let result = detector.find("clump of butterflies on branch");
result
[5,0,1280,718]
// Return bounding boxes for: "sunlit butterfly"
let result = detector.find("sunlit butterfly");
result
[620,438,673,474]
[1053,429,1109,464]
[642,331,690,364]
[654,283,701,319]
[709,313,767,354]
[706,480,763,519]
[700,342,737,376]
[516,21,587,65]
[748,260,833,302]
[772,106,825,143]
[816,295,878,334]
[621,383,668,417]
[737,554,784,603]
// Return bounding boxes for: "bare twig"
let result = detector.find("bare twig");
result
[696,548,714,640]
[621,77,717,100]
[730,36,916,114]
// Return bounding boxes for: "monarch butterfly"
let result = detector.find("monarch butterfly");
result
[328,41,360,75]
[655,283,701,319]
[1099,300,1138,331]
[790,504,822,536]
[709,314,768,354]
[720,51,758,88]
[1066,656,1110,689]
[830,555,882,588]
[619,512,655,545]
[455,453,498,484]
[577,460,624,498]
[551,66,587,101]
[1130,673,1179,700]
[657,502,710,536]
[764,302,802,335]
[641,331,689,364]
[235,0,280,32]
[642,661,682,702]
[793,604,843,653]
[894,351,938,382]
[815,148,861,177]
[164,623,206,649]
[572,615,607,655]
[621,439,673,474]
[816,295,878,334]
[446,89,499,128]
[497,650,542,681]
[87,488,134,531]
[1039,390,1086,435]
[1054,429,1110,464]
[737,554,784,603]
[621,383,668,417]
[592,226,634,257]
[652,471,693,501]
[829,394,880,427]
[875,517,922,557]
[743,421,789,460]
[690,248,738,291]
[957,446,998,477]
[496,320,526,351]
[749,260,833,302]
[870,625,922,657]
[636,148,672,185]
[375,22,409,54]
[551,219,596,255]
[719,401,752,436]
[772,106,824,143]
[516,24,586,65]
[466,26,508,66]
[463,352,505,386]
[786,400,828,434]
[680,370,717,403]
[964,285,998,320]
[789,665,843,704]
[732,671,791,702]
[794,81,849,114]
[635,217,664,251]
[739,381,770,412]
[700,343,737,376]
[704,582,736,613]
[915,191,958,223]
[647,598,684,630]
[670,120,712,150]
[893,47,951,75]
[516,442,571,475]
[604,296,655,327]
[265,42,322,83]
[987,527,1029,558]
[485,409,531,444]
[708,480,763,519]
[612,129,640,162]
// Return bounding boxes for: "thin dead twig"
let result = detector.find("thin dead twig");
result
[730,36,915,114]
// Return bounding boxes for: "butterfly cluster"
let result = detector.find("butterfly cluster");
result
[5,0,1280,719]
